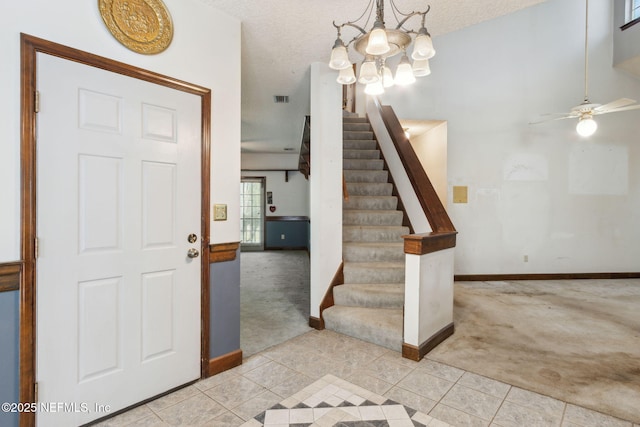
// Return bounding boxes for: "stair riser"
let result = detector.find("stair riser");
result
[344,170,389,183]
[343,265,405,284]
[343,196,398,210]
[343,150,380,160]
[343,159,384,170]
[346,183,393,196]
[343,244,405,262]
[343,226,410,242]
[343,117,368,123]
[333,285,404,309]
[343,123,371,132]
[343,211,403,226]
[344,131,374,140]
[322,306,403,351]
[343,140,377,151]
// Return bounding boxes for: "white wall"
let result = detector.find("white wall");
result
[0,0,241,262]
[241,170,310,217]
[381,0,640,274]
[410,123,448,207]
[309,63,342,318]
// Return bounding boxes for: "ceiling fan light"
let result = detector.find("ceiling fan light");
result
[366,22,391,56]
[412,58,431,77]
[329,40,350,70]
[394,55,416,86]
[365,80,385,96]
[576,116,597,137]
[336,66,356,85]
[412,30,435,60]
[358,60,379,84]
[382,66,395,88]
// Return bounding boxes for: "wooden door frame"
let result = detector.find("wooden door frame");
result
[19,33,211,427]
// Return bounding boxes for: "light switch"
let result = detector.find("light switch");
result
[453,186,468,204]
[213,204,227,221]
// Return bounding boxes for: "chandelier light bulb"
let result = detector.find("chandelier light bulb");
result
[366,21,391,56]
[337,66,356,85]
[358,60,380,84]
[365,80,385,96]
[576,116,597,137]
[412,29,435,60]
[394,55,416,86]
[329,40,351,70]
[412,59,431,77]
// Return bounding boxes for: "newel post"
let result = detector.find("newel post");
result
[402,232,457,361]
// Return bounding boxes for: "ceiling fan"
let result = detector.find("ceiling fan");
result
[531,0,640,136]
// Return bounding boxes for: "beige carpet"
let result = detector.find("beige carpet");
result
[427,279,640,424]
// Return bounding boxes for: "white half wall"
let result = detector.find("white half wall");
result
[0,0,241,262]
[309,62,342,319]
[380,0,640,274]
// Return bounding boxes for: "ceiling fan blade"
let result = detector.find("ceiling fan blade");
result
[529,113,575,125]
[594,104,640,115]
[593,98,637,113]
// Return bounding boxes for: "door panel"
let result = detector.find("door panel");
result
[36,52,202,426]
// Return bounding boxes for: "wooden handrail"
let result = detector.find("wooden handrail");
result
[374,99,456,233]
[342,174,349,201]
[298,115,311,179]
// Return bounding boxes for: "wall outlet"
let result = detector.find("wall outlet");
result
[281,234,285,240]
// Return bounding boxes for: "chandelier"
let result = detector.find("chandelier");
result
[329,0,435,95]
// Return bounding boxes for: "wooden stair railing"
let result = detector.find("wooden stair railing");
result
[298,115,311,179]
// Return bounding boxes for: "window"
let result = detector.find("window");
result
[633,0,640,20]
[240,177,265,250]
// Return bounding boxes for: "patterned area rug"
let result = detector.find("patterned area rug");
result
[240,374,448,427]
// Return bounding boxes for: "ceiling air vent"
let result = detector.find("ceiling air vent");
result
[273,95,289,104]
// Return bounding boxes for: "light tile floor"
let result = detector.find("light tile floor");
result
[95,330,638,427]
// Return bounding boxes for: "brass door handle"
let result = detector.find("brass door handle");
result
[187,248,200,258]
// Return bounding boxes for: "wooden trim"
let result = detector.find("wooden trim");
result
[265,216,309,222]
[312,262,344,330]
[403,232,457,256]
[308,316,323,329]
[20,33,212,426]
[0,262,22,293]
[621,16,640,30]
[209,242,240,263]
[402,322,455,361]
[374,100,455,233]
[455,272,640,282]
[207,349,243,377]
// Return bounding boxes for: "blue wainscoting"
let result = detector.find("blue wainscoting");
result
[265,216,310,250]
[0,290,19,427]
[209,249,241,359]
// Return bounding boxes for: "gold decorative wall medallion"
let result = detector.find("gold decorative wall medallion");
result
[98,0,173,54]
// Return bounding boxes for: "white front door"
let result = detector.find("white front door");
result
[36,53,202,426]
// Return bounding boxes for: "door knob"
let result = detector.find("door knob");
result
[187,248,200,258]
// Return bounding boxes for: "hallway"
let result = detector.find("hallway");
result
[240,250,312,357]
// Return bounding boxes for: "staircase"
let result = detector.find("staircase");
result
[322,115,410,351]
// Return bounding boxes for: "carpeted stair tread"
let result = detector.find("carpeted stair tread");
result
[343,225,410,242]
[343,158,384,170]
[343,261,405,284]
[343,210,404,226]
[343,116,368,123]
[344,123,371,132]
[343,140,378,151]
[343,196,398,210]
[344,131,374,140]
[343,242,404,262]
[333,283,404,309]
[345,182,393,196]
[344,170,389,183]
[343,149,381,159]
[322,306,403,351]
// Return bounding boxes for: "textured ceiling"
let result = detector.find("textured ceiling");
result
[199,0,548,155]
